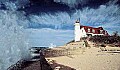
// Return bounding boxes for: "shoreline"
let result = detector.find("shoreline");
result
[7,39,120,70]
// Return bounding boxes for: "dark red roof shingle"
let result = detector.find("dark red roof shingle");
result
[80,26,109,36]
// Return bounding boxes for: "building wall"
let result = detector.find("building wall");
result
[80,28,87,38]
[75,23,81,42]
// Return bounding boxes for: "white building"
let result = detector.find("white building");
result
[74,20,109,42]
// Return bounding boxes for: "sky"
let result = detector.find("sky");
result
[0,0,120,35]
[24,0,120,35]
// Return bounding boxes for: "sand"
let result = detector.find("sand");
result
[47,47,120,70]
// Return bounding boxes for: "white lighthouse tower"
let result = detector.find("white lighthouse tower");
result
[74,20,81,42]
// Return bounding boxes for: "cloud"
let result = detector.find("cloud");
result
[1,0,119,34]
[28,3,120,34]
[54,0,89,7]
[54,0,120,8]
[0,0,29,10]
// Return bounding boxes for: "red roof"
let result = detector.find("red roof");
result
[80,26,109,36]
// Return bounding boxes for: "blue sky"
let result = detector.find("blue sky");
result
[0,0,120,35]
[24,0,120,35]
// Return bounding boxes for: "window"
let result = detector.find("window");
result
[92,29,95,33]
[88,28,90,32]
[98,30,100,34]
[105,31,107,34]
[100,30,103,34]
[82,30,83,32]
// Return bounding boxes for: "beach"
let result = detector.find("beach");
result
[47,46,120,70]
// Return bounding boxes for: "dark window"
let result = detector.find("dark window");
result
[82,30,83,32]
[98,30,100,34]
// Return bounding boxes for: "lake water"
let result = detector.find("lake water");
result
[27,28,74,47]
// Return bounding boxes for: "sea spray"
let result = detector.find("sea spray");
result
[0,2,29,70]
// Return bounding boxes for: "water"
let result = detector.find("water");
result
[28,28,74,47]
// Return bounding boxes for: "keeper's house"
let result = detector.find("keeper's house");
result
[74,20,109,42]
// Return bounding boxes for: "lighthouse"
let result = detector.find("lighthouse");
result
[74,20,81,42]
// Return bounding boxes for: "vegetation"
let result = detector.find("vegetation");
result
[89,35,120,45]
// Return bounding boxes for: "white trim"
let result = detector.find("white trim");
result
[92,29,95,33]
[92,34,104,36]
[88,28,90,32]
[86,33,104,36]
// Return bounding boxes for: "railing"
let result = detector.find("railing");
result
[45,50,70,57]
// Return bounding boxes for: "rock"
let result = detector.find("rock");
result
[54,66,61,70]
